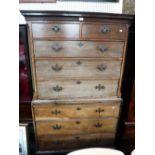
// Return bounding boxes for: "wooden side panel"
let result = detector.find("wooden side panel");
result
[27,22,38,95]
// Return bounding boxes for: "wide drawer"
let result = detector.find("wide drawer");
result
[36,118,117,136]
[37,80,118,99]
[35,59,122,80]
[32,22,80,39]
[34,102,120,121]
[82,23,127,40]
[34,41,124,58]
[37,133,115,151]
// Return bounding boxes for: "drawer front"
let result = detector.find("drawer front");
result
[37,133,115,150]
[35,60,122,80]
[34,102,120,121]
[82,23,127,40]
[32,23,80,39]
[37,80,118,99]
[34,41,124,58]
[36,118,117,136]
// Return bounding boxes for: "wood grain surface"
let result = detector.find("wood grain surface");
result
[35,59,122,80]
[36,118,117,135]
[82,23,127,40]
[37,79,118,99]
[32,22,80,39]
[34,102,120,120]
[34,40,124,58]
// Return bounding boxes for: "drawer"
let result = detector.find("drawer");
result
[37,133,115,151]
[82,23,127,40]
[34,102,120,121]
[34,41,124,58]
[35,59,122,80]
[32,22,80,39]
[36,118,117,136]
[37,80,118,99]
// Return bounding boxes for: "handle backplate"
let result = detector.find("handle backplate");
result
[52,64,62,72]
[99,26,110,33]
[52,124,62,130]
[53,85,63,92]
[52,25,61,32]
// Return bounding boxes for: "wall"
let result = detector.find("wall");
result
[19,0,123,13]
[123,0,135,14]
[19,0,135,24]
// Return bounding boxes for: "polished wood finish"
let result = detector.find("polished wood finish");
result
[24,15,128,97]
[82,23,127,40]
[35,59,122,80]
[21,11,134,153]
[33,102,120,120]
[38,133,114,151]
[37,79,118,99]
[34,41,124,58]
[32,22,80,39]
[21,11,134,21]
[36,118,117,135]
[27,21,38,97]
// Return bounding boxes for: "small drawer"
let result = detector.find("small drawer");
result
[34,40,124,58]
[32,22,80,39]
[37,133,115,151]
[35,59,122,80]
[33,102,120,121]
[82,23,127,40]
[37,79,118,99]
[36,118,117,136]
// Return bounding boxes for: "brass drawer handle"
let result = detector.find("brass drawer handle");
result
[51,109,61,115]
[95,84,105,91]
[94,138,102,142]
[76,107,81,110]
[76,81,82,84]
[53,85,63,92]
[76,121,81,124]
[99,26,110,33]
[51,25,61,32]
[94,122,103,128]
[97,64,107,71]
[76,61,82,65]
[52,140,62,145]
[75,136,80,140]
[52,43,62,52]
[95,108,104,113]
[52,64,62,72]
[52,124,62,130]
[98,46,108,53]
[78,42,84,47]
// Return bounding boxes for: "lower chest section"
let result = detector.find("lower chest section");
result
[33,100,121,152]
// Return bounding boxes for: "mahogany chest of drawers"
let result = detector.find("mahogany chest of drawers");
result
[22,11,133,154]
